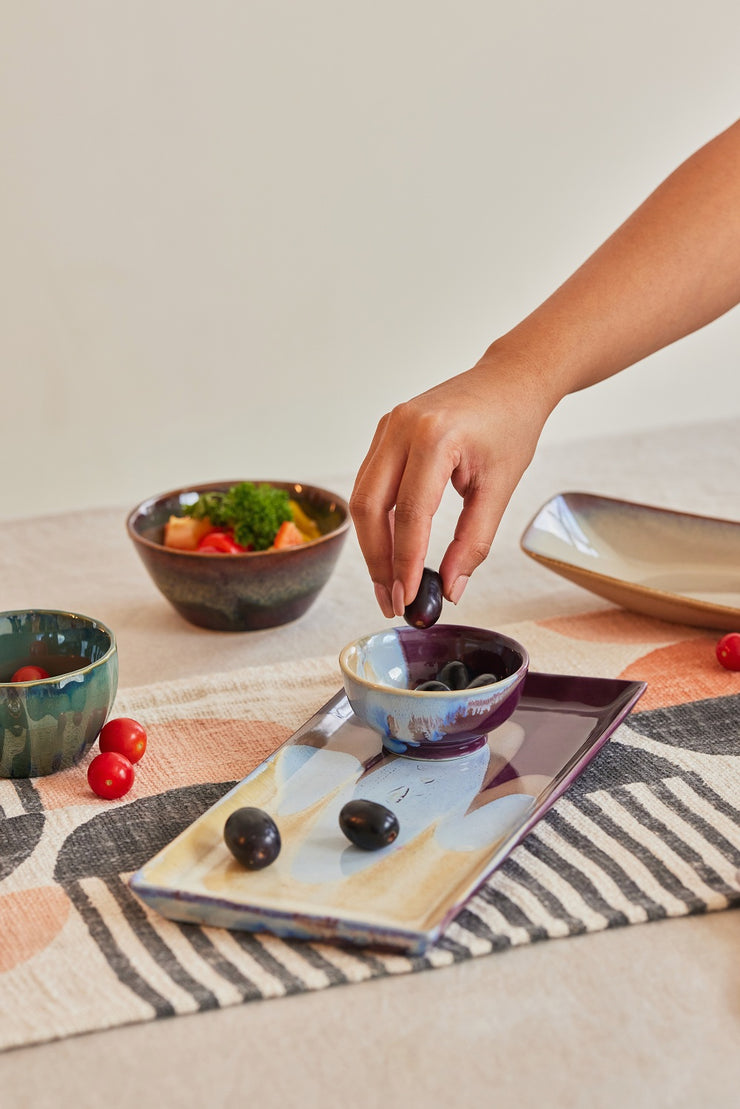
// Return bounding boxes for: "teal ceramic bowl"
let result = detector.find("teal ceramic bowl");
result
[0,610,118,778]
[126,480,350,632]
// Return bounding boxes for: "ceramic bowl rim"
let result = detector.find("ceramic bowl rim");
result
[338,624,530,696]
[126,479,351,559]
[0,608,118,687]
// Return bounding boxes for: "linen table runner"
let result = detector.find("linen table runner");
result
[1,607,739,1052]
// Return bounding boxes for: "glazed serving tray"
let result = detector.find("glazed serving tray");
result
[130,671,645,953]
[521,492,740,629]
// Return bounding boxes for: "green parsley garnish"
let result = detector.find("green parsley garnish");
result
[183,482,292,550]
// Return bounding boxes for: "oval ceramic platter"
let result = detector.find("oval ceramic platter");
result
[130,672,645,954]
[520,492,740,630]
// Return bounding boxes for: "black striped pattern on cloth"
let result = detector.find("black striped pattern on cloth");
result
[60,693,740,1017]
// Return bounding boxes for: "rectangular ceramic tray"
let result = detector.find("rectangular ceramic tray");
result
[521,491,740,629]
[130,671,646,953]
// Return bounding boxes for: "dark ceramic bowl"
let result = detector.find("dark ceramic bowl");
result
[339,624,529,760]
[0,610,118,778]
[127,480,350,631]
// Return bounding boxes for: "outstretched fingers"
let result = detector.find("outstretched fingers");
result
[350,409,460,617]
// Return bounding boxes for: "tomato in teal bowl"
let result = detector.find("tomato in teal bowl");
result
[0,610,118,778]
[339,624,529,760]
[126,479,350,631]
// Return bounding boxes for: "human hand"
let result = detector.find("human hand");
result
[352,120,740,621]
[350,355,553,617]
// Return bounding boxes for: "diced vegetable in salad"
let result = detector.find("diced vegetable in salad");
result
[163,482,322,553]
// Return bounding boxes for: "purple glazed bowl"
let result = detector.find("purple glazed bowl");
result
[339,624,529,760]
[127,480,349,632]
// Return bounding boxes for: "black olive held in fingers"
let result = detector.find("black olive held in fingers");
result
[404,567,443,629]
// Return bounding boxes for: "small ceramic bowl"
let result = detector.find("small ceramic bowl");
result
[0,610,118,778]
[126,480,350,632]
[339,624,529,759]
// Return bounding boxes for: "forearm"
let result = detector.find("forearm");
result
[352,118,740,614]
[479,118,740,403]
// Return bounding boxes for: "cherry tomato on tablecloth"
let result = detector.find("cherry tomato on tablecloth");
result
[98,717,148,763]
[87,751,135,800]
[716,632,740,671]
[10,665,50,682]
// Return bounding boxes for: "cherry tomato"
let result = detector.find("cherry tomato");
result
[716,632,740,671]
[10,665,50,682]
[197,530,250,554]
[87,751,135,800]
[98,716,147,763]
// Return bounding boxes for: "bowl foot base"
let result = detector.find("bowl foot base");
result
[382,733,488,761]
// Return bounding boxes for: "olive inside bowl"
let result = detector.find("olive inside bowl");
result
[126,480,350,632]
[339,624,529,760]
[0,610,118,778]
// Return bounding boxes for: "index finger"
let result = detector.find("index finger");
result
[390,433,459,610]
[349,417,408,610]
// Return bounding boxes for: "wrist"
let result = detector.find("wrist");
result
[473,329,570,422]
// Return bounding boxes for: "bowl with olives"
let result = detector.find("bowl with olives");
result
[339,624,529,760]
[0,609,119,777]
[127,479,350,631]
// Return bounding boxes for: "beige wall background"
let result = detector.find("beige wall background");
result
[2,1,739,522]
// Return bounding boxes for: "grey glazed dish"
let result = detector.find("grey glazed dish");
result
[0,610,118,778]
[521,491,740,629]
[126,480,350,631]
[339,624,529,759]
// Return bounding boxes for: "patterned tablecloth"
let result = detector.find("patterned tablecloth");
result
[1,418,740,1109]
[2,605,738,1052]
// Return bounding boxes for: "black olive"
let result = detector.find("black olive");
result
[416,679,450,691]
[437,660,470,689]
[339,800,400,851]
[466,672,499,688]
[404,567,443,629]
[224,807,281,870]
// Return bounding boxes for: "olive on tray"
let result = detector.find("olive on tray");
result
[404,567,443,629]
[339,800,400,851]
[224,807,281,870]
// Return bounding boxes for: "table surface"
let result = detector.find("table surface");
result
[2,419,739,1109]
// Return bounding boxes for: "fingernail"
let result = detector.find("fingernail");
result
[449,575,469,605]
[374,582,394,618]
[391,580,406,617]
